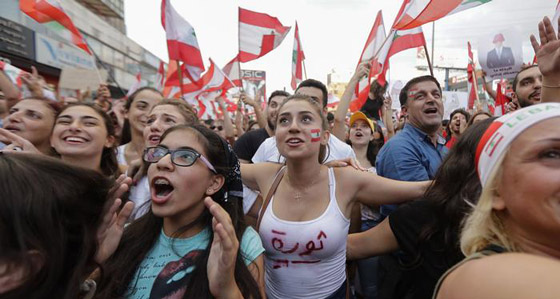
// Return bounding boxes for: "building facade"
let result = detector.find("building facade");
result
[0,0,163,97]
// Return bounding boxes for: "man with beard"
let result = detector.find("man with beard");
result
[506,65,542,112]
[233,90,289,163]
[375,75,448,299]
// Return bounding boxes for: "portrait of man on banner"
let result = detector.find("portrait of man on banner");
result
[486,33,515,69]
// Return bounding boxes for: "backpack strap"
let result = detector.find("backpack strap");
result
[256,166,286,232]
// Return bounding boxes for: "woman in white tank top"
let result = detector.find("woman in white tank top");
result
[241,94,430,299]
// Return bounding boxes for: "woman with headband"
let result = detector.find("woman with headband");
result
[434,103,560,298]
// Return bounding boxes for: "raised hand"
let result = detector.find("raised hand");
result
[351,61,371,82]
[95,174,134,264]
[530,16,560,81]
[0,128,41,154]
[205,197,242,298]
[240,92,257,107]
[21,66,44,97]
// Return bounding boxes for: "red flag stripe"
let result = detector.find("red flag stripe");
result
[239,7,290,33]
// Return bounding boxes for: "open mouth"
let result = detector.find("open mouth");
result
[63,136,88,144]
[5,125,21,133]
[424,107,438,115]
[148,134,161,144]
[530,91,541,101]
[355,131,364,137]
[286,137,303,146]
[152,177,174,204]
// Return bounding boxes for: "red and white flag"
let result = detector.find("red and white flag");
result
[222,55,242,87]
[238,7,291,63]
[349,10,386,112]
[197,59,235,96]
[155,61,165,91]
[126,72,142,97]
[20,0,91,54]
[493,81,507,116]
[373,2,426,86]
[393,0,492,30]
[161,0,205,81]
[291,22,305,90]
[467,41,478,110]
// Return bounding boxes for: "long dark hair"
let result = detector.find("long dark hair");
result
[96,125,261,298]
[55,103,120,178]
[120,87,163,145]
[0,153,112,299]
[406,117,495,268]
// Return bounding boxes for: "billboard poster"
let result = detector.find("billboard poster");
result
[478,29,523,81]
[241,69,266,103]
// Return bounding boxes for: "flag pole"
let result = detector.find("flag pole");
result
[423,44,434,77]
[237,7,244,94]
[303,59,308,80]
[431,22,435,65]
[177,60,185,99]
[84,39,127,97]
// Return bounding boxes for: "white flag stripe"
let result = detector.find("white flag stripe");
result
[239,22,285,56]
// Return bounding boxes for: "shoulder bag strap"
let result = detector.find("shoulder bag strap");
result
[256,166,286,232]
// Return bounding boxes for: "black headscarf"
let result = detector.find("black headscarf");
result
[218,137,243,202]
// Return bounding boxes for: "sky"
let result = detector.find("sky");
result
[124,0,557,94]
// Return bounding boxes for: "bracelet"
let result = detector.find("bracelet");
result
[542,83,560,88]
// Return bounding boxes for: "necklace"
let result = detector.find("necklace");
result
[285,169,322,201]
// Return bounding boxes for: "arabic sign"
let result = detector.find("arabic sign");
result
[0,17,35,60]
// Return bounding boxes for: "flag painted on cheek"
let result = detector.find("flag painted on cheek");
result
[311,129,321,142]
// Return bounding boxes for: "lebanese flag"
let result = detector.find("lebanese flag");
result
[373,1,426,86]
[155,61,165,91]
[467,42,478,109]
[162,60,200,100]
[126,72,142,97]
[238,7,291,63]
[349,10,386,112]
[327,93,340,108]
[291,22,305,90]
[393,0,492,30]
[222,55,242,87]
[161,0,205,81]
[197,59,235,96]
[493,81,507,116]
[374,27,426,86]
[20,0,91,54]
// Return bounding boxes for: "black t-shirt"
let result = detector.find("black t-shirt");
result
[387,200,464,299]
[360,96,383,121]
[233,128,270,162]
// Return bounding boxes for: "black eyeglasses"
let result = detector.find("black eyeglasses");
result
[210,125,223,131]
[143,146,217,173]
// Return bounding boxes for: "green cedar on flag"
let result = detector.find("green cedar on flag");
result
[291,22,305,90]
[394,0,492,30]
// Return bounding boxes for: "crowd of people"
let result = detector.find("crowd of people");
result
[1,15,560,299]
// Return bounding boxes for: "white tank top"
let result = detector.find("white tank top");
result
[260,167,350,299]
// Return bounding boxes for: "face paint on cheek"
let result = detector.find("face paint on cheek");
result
[408,89,419,98]
[311,129,321,142]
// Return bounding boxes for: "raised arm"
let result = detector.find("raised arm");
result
[530,16,560,102]
[0,63,21,109]
[240,92,266,130]
[382,95,395,140]
[216,96,236,144]
[234,102,245,137]
[354,169,429,206]
[347,218,399,260]
[481,72,497,100]
[332,62,369,140]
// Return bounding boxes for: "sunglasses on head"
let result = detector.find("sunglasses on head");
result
[143,146,217,173]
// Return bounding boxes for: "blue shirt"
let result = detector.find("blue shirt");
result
[376,123,448,217]
[125,227,264,298]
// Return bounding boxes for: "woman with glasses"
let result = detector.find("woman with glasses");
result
[127,99,199,219]
[96,124,265,298]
